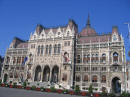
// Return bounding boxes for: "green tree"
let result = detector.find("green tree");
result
[88,84,93,96]
[74,85,80,95]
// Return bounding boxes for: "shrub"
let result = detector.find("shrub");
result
[13,82,17,88]
[50,86,56,92]
[31,85,36,90]
[40,87,45,91]
[108,93,116,97]
[0,79,2,84]
[22,81,27,88]
[121,91,130,97]
[63,89,68,94]
[88,84,93,95]
[74,85,80,95]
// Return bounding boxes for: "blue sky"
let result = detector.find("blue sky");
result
[0,0,130,60]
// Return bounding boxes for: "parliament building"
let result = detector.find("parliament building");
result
[1,16,126,93]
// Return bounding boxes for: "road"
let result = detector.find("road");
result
[0,87,82,97]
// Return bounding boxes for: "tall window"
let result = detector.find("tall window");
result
[83,54,87,63]
[92,75,98,82]
[76,75,80,82]
[54,44,57,54]
[58,44,61,54]
[6,56,10,64]
[45,45,48,54]
[102,53,106,63]
[49,45,52,55]
[101,75,106,83]
[77,55,81,63]
[95,54,99,62]
[17,57,21,64]
[83,75,88,82]
[91,54,95,63]
[67,31,69,36]
[87,54,90,63]
[37,45,40,55]
[13,57,16,64]
[41,45,44,55]
[113,52,118,62]
[22,57,25,64]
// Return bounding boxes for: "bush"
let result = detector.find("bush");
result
[108,93,116,97]
[22,81,27,88]
[50,86,56,92]
[63,89,68,94]
[31,85,36,90]
[88,84,93,94]
[40,87,45,91]
[121,91,130,97]
[0,79,2,84]
[13,82,17,88]
[74,85,80,95]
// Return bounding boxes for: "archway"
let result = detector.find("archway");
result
[43,65,50,82]
[3,74,8,83]
[51,66,59,83]
[112,77,121,93]
[34,65,41,81]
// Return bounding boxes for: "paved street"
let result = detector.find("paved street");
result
[0,87,82,97]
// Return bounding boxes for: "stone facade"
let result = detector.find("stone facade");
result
[1,17,127,93]
[1,37,28,83]
[75,17,126,93]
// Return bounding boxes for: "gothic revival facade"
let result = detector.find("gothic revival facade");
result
[1,16,126,93]
[75,16,126,93]
[2,37,28,83]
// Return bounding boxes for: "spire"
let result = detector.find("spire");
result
[86,14,91,28]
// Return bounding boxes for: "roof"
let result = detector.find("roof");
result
[78,34,111,43]
[16,42,28,48]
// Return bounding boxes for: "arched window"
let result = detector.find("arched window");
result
[67,31,69,36]
[54,44,57,54]
[87,54,90,63]
[95,54,98,62]
[113,52,118,62]
[101,75,106,83]
[13,57,16,64]
[77,55,81,63]
[45,45,48,54]
[41,45,44,55]
[22,57,24,64]
[83,75,88,82]
[92,75,98,82]
[91,54,95,63]
[6,56,10,64]
[58,44,61,54]
[37,45,40,55]
[102,53,106,63]
[83,54,87,63]
[76,75,80,82]
[49,45,52,55]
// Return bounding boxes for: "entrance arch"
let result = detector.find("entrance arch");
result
[112,77,121,93]
[51,65,59,83]
[3,74,8,83]
[34,65,41,81]
[43,65,50,82]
